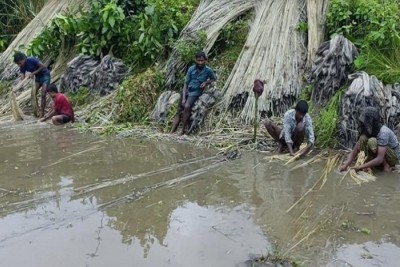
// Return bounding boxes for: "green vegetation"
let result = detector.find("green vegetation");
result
[67,87,92,108]
[0,0,47,51]
[174,30,207,64]
[313,89,343,148]
[116,67,164,123]
[0,81,11,96]
[326,0,400,83]
[26,0,195,67]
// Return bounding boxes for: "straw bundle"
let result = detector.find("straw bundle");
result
[306,0,330,68]
[187,85,221,133]
[221,0,307,123]
[151,91,180,123]
[10,91,23,121]
[0,0,85,80]
[165,0,255,87]
[59,55,128,95]
[339,72,400,148]
[309,35,358,105]
[30,79,39,117]
[349,152,376,185]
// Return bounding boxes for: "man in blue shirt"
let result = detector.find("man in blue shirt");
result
[171,51,217,135]
[14,52,51,118]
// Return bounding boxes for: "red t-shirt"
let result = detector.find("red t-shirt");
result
[53,94,74,122]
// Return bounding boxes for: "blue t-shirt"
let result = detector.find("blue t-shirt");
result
[19,57,49,78]
[185,65,217,97]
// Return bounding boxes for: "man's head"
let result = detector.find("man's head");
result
[358,107,382,137]
[295,100,308,122]
[47,84,59,98]
[14,52,27,68]
[195,51,207,69]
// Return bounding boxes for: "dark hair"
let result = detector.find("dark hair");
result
[195,51,207,60]
[47,84,59,93]
[295,100,308,115]
[13,52,26,63]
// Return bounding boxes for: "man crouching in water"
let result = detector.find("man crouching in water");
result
[40,84,74,125]
[264,100,315,157]
[340,107,400,173]
[171,51,217,135]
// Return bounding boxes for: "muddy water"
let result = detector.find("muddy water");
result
[0,120,400,267]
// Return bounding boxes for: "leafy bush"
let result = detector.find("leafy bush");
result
[0,0,46,52]
[326,0,400,48]
[67,87,92,107]
[116,68,164,123]
[326,0,400,83]
[26,0,195,67]
[174,30,207,64]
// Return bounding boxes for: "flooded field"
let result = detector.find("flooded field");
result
[0,120,400,267]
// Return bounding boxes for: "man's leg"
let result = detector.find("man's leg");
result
[170,93,185,133]
[52,115,70,125]
[179,96,198,135]
[40,83,48,118]
[292,121,305,151]
[264,119,285,152]
[367,137,398,172]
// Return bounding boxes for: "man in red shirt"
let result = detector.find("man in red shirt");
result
[40,84,74,125]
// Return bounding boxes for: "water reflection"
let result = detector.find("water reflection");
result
[1,125,400,266]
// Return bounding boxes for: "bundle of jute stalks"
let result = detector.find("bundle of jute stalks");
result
[59,55,128,95]
[309,35,359,105]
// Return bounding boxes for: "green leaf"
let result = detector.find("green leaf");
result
[102,26,108,34]
[103,10,109,22]
[139,33,145,43]
[109,17,115,28]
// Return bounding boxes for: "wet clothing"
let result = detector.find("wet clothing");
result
[19,57,50,79]
[53,94,74,123]
[35,74,51,86]
[185,65,216,97]
[280,109,315,145]
[61,115,72,123]
[359,133,399,167]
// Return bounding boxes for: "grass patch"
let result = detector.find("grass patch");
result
[355,45,400,84]
[116,67,164,124]
[313,89,343,148]
[0,81,11,96]
[66,87,93,108]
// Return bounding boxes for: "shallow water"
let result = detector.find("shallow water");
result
[0,120,399,267]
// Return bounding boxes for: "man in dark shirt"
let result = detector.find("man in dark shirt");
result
[14,52,51,118]
[171,51,217,135]
[40,84,74,125]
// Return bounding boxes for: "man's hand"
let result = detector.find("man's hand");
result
[351,166,361,172]
[200,82,207,89]
[339,164,348,172]
[28,73,34,79]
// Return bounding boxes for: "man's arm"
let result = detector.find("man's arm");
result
[300,115,315,157]
[282,112,295,155]
[201,68,217,89]
[30,61,46,78]
[354,146,387,171]
[40,109,56,122]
